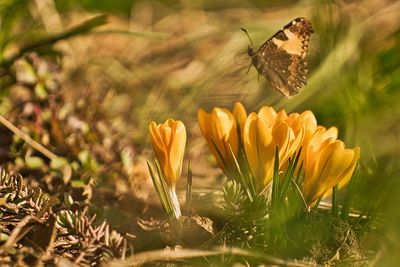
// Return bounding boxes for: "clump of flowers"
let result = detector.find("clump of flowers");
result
[198,102,360,209]
[147,103,360,250]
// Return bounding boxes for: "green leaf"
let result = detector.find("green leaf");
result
[147,160,177,220]
[71,179,85,188]
[271,146,280,209]
[332,185,339,217]
[341,161,360,220]
[78,150,98,172]
[25,156,44,169]
[50,157,69,169]
[154,160,177,220]
[0,233,9,242]
[63,192,74,208]
[227,144,254,202]
[279,148,302,202]
[34,83,48,99]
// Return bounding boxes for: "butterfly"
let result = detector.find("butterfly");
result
[242,17,313,97]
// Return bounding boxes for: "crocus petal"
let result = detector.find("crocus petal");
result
[337,146,360,188]
[198,108,224,169]
[198,106,239,175]
[271,121,304,167]
[149,121,168,166]
[286,112,300,125]
[159,123,175,185]
[210,108,238,165]
[243,113,259,175]
[306,127,337,158]
[275,110,288,122]
[289,110,317,141]
[167,120,186,186]
[233,102,247,132]
[149,122,163,151]
[198,109,211,137]
[244,113,276,186]
[258,106,277,127]
[287,125,304,158]
[272,122,291,164]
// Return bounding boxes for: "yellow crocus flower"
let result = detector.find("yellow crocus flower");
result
[233,102,247,136]
[149,119,186,188]
[198,102,247,176]
[243,113,276,187]
[243,112,304,188]
[272,120,304,167]
[302,127,360,206]
[258,106,305,163]
[286,110,317,145]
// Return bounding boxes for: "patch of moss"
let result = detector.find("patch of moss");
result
[286,211,364,265]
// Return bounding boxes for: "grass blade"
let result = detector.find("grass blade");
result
[186,161,193,217]
[147,160,172,217]
[341,161,360,220]
[280,148,302,202]
[154,160,176,220]
[271,146,280,209]
[332,185,339,217]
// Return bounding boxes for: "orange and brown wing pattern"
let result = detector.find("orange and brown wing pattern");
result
[249,17,313,97]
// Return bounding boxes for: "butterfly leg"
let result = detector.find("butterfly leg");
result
[245,61,252,75]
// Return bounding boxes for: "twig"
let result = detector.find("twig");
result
[328,228,351,264]
[107,246,320,267]
[0,15,107,68]
[0,114,57,160]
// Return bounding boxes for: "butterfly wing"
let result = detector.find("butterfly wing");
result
[252,17,313,97]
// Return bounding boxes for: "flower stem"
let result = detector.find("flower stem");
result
[169,188,181,219]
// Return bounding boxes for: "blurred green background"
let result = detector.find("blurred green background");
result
[1,0,399,265]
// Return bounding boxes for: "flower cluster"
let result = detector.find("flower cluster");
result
[198,102,360,207]
[147,102,360,219]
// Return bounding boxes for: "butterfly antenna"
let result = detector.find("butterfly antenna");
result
[241,28,254,48]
